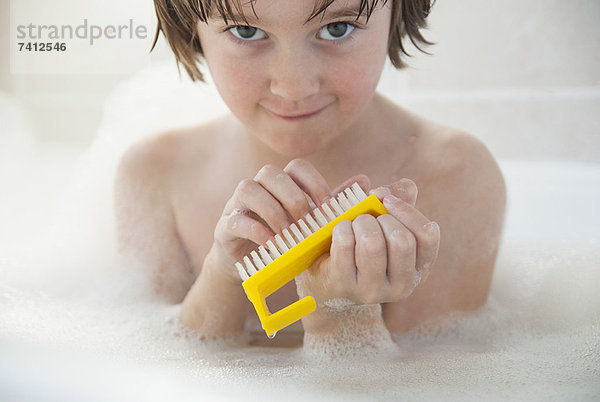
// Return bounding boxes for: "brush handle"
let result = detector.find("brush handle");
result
[246,290,316,338]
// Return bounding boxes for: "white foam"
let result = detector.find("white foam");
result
[302,303,400,361]
[2,151,600,400]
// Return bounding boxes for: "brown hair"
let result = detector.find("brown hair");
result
[151,0,435,82]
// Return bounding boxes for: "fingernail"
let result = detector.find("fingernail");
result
[383,195,399,206]
[332,222,343,238]
[423,221,439,232]
[373,187,392,199]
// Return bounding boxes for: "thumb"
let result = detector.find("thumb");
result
[388,178,418,206]
[370,179,418,206]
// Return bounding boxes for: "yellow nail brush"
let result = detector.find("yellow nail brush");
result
[235,183,388,338]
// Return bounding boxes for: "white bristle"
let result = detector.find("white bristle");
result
[313,208,328,226]
[305,213,320,232]
[235,262,250,281]
[290,223,304,242]
[283,228,297,247]
[243,256,258,275]
[345,188,359,205]
[329,197,344,215]
[251,250,265,270]
[267,240,281,259]
[237,184,371,277]
[298,218,313,237]
[258,245,273,264]
[275,234,289,252]
[322,202,337,220]
[337,192,352,210]
[352,182,367,201]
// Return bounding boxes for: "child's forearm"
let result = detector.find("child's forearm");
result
[179,245,248,338]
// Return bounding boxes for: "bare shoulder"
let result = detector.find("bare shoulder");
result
[383,99,505,202]
[118,126,207,181]
[420,123,500,177]
[417,124,506,209]
[115,119,226,200]
[114,119,224,246]
[114,125,207,239]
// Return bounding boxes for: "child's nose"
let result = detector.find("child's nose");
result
[268,48,321,102]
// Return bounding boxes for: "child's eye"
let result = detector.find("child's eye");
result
[228,25,267,41]
[317,22,356,41]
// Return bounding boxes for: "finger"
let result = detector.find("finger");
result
[254,164,314,222]
[369,186,392,200]
[229,178,292,234]
[352,214,387,300]
[376,214,418,297]
[221,211,274,247]
[388,178,418,206]
[383,195,440,274]
[283,159,331,206]
[419,221,440,282]
[328,220,357,294]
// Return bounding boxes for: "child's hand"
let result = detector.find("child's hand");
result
[297,179,440,316]
[212,159,370,282]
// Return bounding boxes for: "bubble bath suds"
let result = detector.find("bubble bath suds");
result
[303,302,400,361]
[1,66,599,400]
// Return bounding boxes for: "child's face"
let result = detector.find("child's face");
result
[197,0,391,157]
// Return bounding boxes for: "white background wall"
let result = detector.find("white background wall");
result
[1,0,599,161]
[378,0,600,162]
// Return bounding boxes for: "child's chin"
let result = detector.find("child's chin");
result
[271,143,320,158]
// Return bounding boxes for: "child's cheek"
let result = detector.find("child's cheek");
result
[210,53,265,119]
[330,50,385,113]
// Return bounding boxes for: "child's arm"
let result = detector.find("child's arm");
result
[114,138,195,303]
[115,136,250,338]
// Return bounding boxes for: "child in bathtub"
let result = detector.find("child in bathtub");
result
[114,0,506,345]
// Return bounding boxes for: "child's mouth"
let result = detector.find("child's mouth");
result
[267,105,328,121]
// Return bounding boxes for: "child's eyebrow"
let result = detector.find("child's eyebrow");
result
[209,12,260,25]
[319,8,362,21]
[210,7,365,26]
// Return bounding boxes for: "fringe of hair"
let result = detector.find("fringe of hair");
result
[151,0,435,82]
